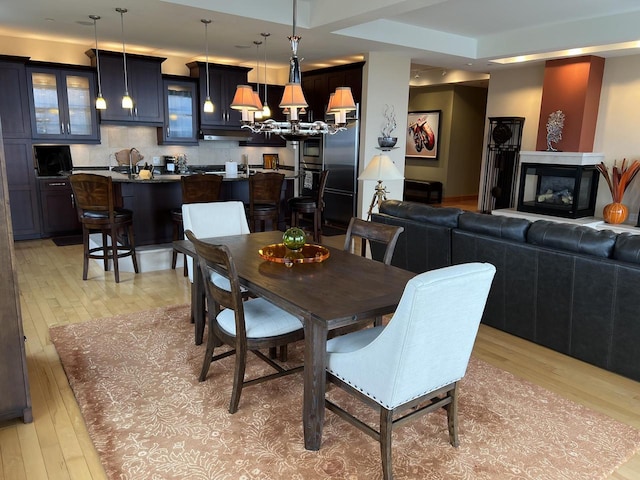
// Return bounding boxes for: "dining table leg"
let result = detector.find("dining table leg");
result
[303,315,328,451]
[192,267,206,346]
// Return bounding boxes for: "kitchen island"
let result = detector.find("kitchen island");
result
[69,169,298,272]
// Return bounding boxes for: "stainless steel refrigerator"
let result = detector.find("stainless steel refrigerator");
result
[322,115,360,226]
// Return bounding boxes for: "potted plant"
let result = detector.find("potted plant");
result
[378,104,397,148]
[596,158,640,224]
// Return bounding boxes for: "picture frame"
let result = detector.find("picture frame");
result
[262,153,279,170]
[406,110,441,159]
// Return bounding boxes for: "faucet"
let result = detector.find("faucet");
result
[129,148,140,177]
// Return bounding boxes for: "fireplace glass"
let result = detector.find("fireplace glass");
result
[517,163,599,218]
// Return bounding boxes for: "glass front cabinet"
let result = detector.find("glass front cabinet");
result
[27,66,100,143]
[157,77,198,145]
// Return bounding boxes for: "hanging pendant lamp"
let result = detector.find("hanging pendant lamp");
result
[116,8,133,109]
[201,19,214,113]
[89,15,106,110]
[253,40,263,120]
[260,32,271,119]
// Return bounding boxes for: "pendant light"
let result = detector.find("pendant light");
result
[116,8,133,109]
[253,40,263,120]
[201,19,214,113]
[89,15,106,110]
[260,32,271,119]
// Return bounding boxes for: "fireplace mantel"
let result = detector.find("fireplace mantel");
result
[519,151,604,166]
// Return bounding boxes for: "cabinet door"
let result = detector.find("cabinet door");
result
[0,60,31,139]
[3,140,40,239]
[158,78,198,145]
[27,67,99,142]
[39,179,81,235]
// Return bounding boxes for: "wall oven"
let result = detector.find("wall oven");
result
[300,138,323,195]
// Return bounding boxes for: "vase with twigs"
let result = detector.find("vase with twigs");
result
[596,158,640,224]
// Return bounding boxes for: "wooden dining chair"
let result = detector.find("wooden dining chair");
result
[171,173,223,274]
[288,169,329,242]
[186,229,304,414]
[343,217,404,265]
[325,263,496,480]
[248,172,285,232]
[69,173,138,283]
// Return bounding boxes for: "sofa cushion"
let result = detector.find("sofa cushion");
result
[527,220,617,258]
[613,233,640,264]
[379,200,462,228]
[457,212,530,242]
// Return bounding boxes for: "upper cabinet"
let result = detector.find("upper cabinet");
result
[87,50,165,126]
[26,64,100,143]
[187,62,250,130]
[157,76,198,145]
[0,56,31,139]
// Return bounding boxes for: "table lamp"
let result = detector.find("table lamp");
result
[358,154,404,219]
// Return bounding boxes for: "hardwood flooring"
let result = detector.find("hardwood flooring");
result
[1,233,638,479]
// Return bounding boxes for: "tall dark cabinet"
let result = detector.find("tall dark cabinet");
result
[0,121,32,424]
[480,117,525,212]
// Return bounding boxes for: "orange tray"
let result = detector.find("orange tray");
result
[258,243,330,266]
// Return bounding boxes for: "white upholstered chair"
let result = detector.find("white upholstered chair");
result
[182,201,251,344]
[325,262,496,480]
[186,230,304,414]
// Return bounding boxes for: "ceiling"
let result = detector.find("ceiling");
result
[3,0,640,79]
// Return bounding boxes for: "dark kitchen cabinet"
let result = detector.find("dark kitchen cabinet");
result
[240,83,286,147]
[301,62,364,122]
[157,76,198,145]
[26,64,100,143]
[187,62,250,130]
[4,139,41,240]
[0,56,32,139]
[38,178,81,235]
[0,127,32,424]
[88,50,165,125]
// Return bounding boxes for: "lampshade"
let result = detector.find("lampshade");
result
[330,87,356,111]
[279,83,308,109]
[231,85,259,110]
[95,94,107,110]
[203,97,214,113]
[358,155,404,181]
[252,90,263,111]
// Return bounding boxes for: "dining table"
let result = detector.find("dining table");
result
[173,230,415,451]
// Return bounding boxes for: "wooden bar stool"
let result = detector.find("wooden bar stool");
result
[288,169,329,242]
[69,173,138,283]
[171,174,223,275]
[248,172,285,232]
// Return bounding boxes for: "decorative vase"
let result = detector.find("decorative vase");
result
[603,202,628,224]
[282,227,306,251]
[377,136,397,148]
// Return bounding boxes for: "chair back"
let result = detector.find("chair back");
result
[249,172,285,207]
[181,173,223,204]
[328,262,496,409]
[343,217,404,265]
[69,173,115,221]
[182,201,250,281]
[185,230,247,339]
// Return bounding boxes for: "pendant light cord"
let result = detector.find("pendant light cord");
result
[117,8,129,95]
[204,20,210,98]
[90,15,102,96]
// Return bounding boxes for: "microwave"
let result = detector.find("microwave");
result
[302,138,321,157]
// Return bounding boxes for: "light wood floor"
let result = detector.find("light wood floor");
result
[1,232,639,479]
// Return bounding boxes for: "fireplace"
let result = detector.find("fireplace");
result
[516,152,602,219]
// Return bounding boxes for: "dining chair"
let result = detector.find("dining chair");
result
[288,169,329,242]
[248,172,285,232]
[69,173,138,283]
[186,229,305,414]
[325,262,496,480]
[171,173,223,275]
[343,217,404,265]
[182,201,251,344]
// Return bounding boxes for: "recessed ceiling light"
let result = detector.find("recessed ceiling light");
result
[235,45,251,49]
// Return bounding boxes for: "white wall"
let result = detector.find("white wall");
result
[484,56,640,224]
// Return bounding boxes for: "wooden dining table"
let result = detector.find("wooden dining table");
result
[173,230,415,451]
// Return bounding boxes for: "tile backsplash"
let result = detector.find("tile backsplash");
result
[70,125,294,169]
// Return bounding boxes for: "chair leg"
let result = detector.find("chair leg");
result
[101,231,109,271]
[110,226,120,283]
[229,345,247,414]
[82,226,90,280]
[446,383,460,447]
[171,219,180,270]
[199,322,218,381]
[128,224,139,274]
[380,407,394,480]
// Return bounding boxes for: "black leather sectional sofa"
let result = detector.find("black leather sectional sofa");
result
[372,200,640,382]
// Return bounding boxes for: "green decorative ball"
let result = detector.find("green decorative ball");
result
[282,227,306,251]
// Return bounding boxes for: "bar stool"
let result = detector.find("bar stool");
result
[69,173,138,283]
[171,174,223,274]
[288,169,329,242]
[248,172,285,232]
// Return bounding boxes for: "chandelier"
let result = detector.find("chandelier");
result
[230,0,356,139]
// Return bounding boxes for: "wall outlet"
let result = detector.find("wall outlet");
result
[152,156,162,166]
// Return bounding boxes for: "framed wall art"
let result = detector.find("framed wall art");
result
[262,153,279,169]
[406,110,441,159]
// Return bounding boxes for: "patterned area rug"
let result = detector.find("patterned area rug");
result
[50,305,640,480]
